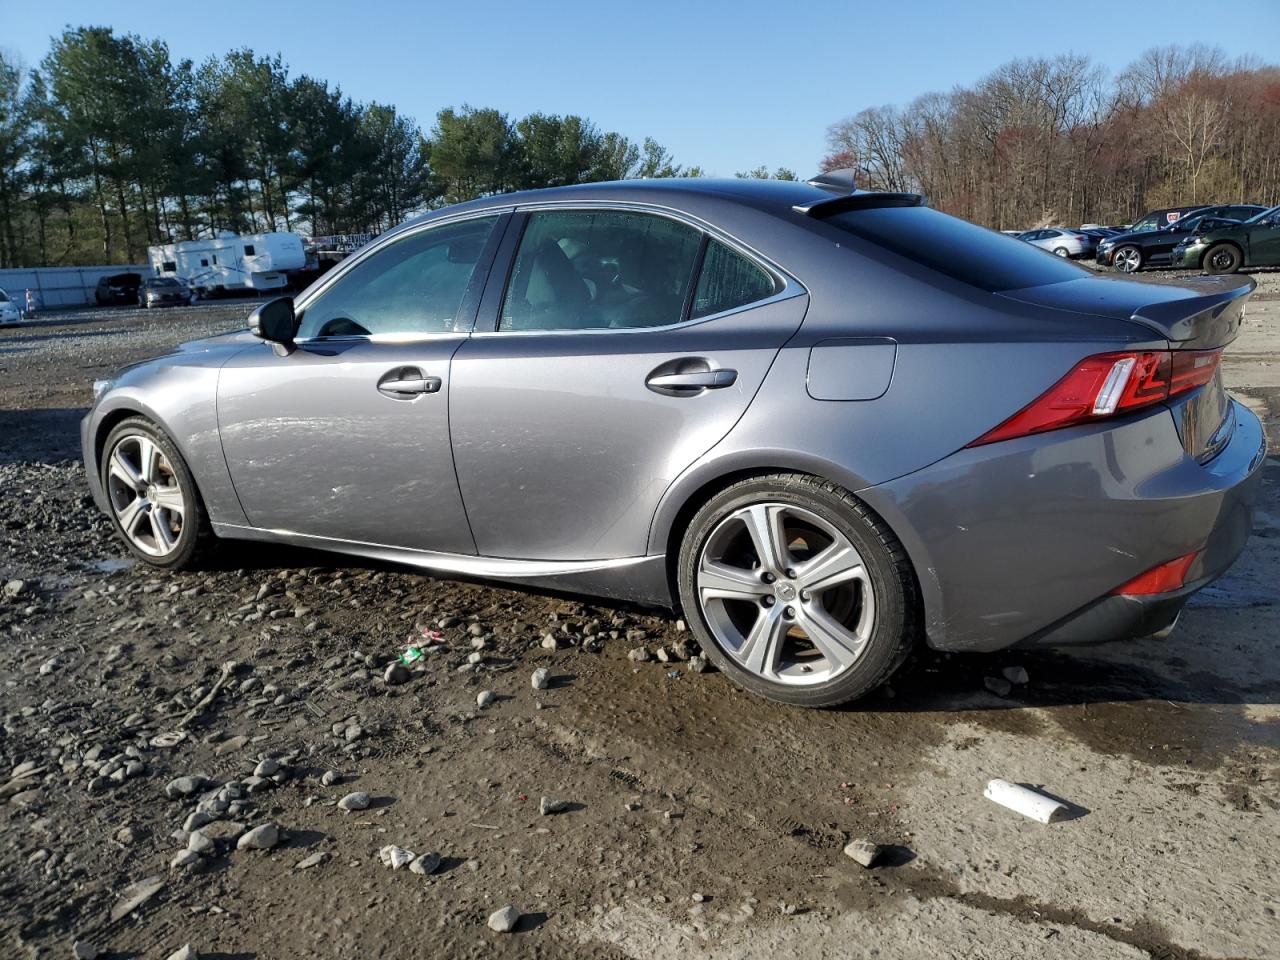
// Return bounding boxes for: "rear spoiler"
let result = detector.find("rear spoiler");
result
[1131,276,1255,349]
[793,192,925,217]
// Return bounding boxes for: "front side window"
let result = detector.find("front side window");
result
[499,210,701,331]
[691,240,778,319]
[297,216,497,340]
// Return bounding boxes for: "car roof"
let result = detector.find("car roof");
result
[398,177,836,229]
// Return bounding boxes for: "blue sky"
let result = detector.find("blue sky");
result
[5,0,1279,177]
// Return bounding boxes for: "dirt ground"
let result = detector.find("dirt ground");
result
[1,272,1277,960]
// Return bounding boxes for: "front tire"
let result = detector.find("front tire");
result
[1203,243,1242,275]
[100,417,209,570]
[1113,245,1143,273]
[676,474,918,708]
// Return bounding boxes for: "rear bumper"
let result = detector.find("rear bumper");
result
[859,399,1267,653]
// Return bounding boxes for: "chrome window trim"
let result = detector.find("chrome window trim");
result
[290,208,512,345]
[477,200,806,338]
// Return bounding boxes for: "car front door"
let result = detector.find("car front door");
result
[1246,211,1280,266]
[216,213,507,553]
[449,207,808,561]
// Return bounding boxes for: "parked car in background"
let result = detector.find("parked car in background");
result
[1098,204,1266,272]
[1124,205,1212,235]
[94,272,142,306]
[138,276,193,308]
[1015,227,1096,258]
[1172,204,1280,273]
[82,176,1265,708]
[0,288,20,325]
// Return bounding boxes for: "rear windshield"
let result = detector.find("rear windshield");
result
[1244,204,1280,224]
[823,206,1086,291]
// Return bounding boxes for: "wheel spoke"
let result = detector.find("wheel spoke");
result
[796,605,864,672]
[795,543,865,594]
[736,604,788,677]
[698,561,769,601]
[150,485,185,514]
[149,510,176,550]
[742,504,788,574]
[116,497,146,537]
[137,437,160,483]
[109,450,145,492]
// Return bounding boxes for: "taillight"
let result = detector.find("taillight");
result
[1109,550,1200,595]
[967,348,1221,447]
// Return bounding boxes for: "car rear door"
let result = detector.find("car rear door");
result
[449,207,808,561]
[216,213,508,553]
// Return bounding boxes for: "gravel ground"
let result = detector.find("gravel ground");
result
[1,279,1277,960]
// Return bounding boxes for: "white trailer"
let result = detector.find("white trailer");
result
[148,232,306,297]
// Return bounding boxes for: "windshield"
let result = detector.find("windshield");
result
[147,277,182,287]
[1244,205,1280,224]
[823,206,1086,292]
[0,289,8,302]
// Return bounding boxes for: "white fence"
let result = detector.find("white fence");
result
[0,264,150,309]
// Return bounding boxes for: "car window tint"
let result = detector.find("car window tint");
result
[823,207,1085,292]
[691,240,777,319]
[500,211,701,331]
[297,217,496,339]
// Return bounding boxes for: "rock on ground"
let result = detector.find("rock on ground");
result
[235,823,280,851]
[487,904,520,932]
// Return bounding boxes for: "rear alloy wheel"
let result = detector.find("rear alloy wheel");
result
[677,474,917,707]
[1203,243,1242,275]
[1052,246,1070,257]
[101,417,207,569]
[1113,245,1142,273]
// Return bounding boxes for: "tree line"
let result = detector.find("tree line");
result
[822,45,1280,230]
[0,27,750,268]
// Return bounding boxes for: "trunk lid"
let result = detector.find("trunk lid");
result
[997,272,1253,348]
[998,273,1254,461]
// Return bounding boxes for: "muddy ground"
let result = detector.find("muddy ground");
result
[1,272,1277,960]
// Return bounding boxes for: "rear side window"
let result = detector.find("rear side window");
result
[824,207,1085,292]
[691,240,778,319]
[500,211,702,331]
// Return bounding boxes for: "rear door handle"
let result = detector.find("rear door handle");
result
[645,369,737,390]
[378,367,442,398]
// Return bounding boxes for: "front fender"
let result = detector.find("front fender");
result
[84,355,248,527]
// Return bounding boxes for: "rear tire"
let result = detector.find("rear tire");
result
[676,473,918,708]
[100,417,210,570]
[1052,246,1070,257]
[1203,243,1242,275]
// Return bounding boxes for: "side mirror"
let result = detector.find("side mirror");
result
[249,297,297,356]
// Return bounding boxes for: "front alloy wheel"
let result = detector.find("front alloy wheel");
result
[1113,245,1142,273]
[677,474,918,707]
[100,417,207,569]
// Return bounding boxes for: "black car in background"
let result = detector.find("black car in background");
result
[1096,204,1266,272]
[94,272,142,305]
[138,276,193,308]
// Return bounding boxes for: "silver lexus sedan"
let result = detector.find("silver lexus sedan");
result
[82,176,1266,707]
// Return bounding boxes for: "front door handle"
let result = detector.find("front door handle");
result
[645,369,738,391]
[378,367,442,398]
